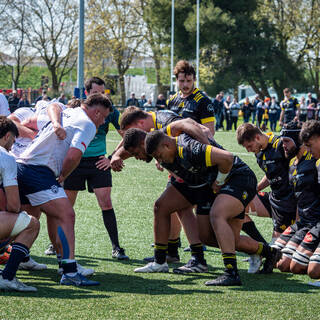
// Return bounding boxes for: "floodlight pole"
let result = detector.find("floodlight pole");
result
[77,0,84,99]
[170,0,175,92]
[196,0,200,86]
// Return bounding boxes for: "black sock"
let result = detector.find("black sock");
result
[222,253,238,275]
[190,243,205,264]
[257,242,273,258]
[61,261,77,274]
[242,221,267,244]
[2,243,29,280]
[168,238,180,257]
[154,243,168,264]
[102,209,120,250]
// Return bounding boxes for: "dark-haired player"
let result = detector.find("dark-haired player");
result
[134,129,281,286]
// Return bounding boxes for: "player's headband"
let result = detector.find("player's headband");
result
[280,128,301,148]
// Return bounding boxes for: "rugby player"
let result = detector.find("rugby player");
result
[112,107,212,271]
[0,116,40,292]
[273,122,320,273]
[237,123,297,242]
[62,77,129,260]
[129,129,281,285]
[279,88,300,127]
[16,94,112,286]
[294,120,320,283]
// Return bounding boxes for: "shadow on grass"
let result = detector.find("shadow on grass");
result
[2,270,223,298]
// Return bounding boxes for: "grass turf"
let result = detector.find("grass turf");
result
[1,130,320,320]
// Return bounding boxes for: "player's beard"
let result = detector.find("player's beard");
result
[181,85,194,96]
[286,146,298,159]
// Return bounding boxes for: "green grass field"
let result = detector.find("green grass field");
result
[2,130,320,320]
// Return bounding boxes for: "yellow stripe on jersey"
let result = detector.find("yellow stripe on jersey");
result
[268,134,274,143]
[306,152,312,160]
[289,156,297,166]
[272,138,279,149]
[166,124,172,137]
[316,159,320,167]
[178,146,183,159]
[205,145,213,167]
[201,117,215,124]
[192,88,199,95]
[263,154,266,161]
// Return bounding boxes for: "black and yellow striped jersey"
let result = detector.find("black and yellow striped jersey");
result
[160,134,248,187]
[289,152,320,224]
[167,88,215,125]
[280,97,300,124]
[256,133,295,211]
[148,110,181,130]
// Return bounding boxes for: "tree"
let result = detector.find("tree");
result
[8,0,78,95]
[86,0,144,105]
[0,2,34,89]
[258,0,320,97]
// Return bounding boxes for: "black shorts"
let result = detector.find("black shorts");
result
[300,223,320,252]
[170,177,216,215]
[219,170,257,219]
[63,156,112,193]
[258,192,296,233]
[279,221,313,246]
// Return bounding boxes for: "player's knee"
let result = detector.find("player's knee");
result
[308,264,320,279]
[290,261,307,274]
[153,199,167,217]
[277,257,291,272]
[10,211,36,238]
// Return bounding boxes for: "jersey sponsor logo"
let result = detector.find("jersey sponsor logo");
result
[280,224,287,231]
[81,142,87,149]
[304,232,313,243]
[51,185,59,194]
[207,104,214,113]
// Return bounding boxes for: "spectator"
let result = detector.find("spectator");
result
[139,93,147,108]
[213,94,223,130]
[34,90,51,104]
[307,92,317,120]
[316,102,320,120]
[299,96,307,122]
[155,94,166,110]
[17,93,30,109]
[241,97,252,123]
[279,88,300,126]
[143,98,153,110]
[251,94,260,124]
[0,93,10,116]
[126,92,139,107]
[230,97,240,130]
[268,96,280,131]
[224,95,232,131]
[261,98,270,130]
[256,98,265,129]
[8,90,20,113]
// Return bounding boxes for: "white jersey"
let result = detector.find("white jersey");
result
[17,107,96,176]
[0,93,10,116]
[36,102,66,131]
[0,146,17,187]
[10,107,36,159]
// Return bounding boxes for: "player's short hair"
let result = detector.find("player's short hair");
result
[283,88,291,94]
[67,98,81,109]
[0,116,19,138]
[123,128,147,151]
[120,106,148,130]
[236,123,262,145]
[83,93,113,112]
[300,120,320,143]
[145,130,166,155]
[85,77,105,92]
[174,60,196,79]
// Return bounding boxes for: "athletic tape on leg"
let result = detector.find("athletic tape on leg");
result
[57,226,69,260]
[10,211,31,237]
